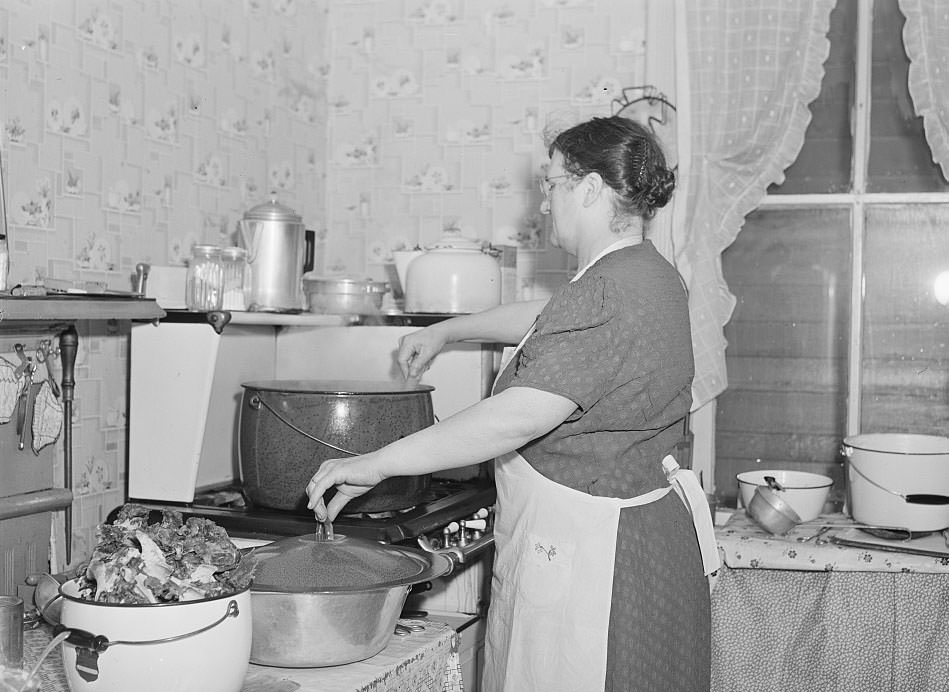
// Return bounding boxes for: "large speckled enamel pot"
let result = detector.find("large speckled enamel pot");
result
[239,380,434,513]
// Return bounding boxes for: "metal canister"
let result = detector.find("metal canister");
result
[0,595,23,669]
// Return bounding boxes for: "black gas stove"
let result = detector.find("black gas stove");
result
[121,476,496,545]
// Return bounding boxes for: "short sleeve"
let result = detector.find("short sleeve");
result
[509,276,626,411]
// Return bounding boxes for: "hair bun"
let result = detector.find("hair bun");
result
[643,168,676,212]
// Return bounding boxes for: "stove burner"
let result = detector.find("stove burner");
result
[125,477,496,544]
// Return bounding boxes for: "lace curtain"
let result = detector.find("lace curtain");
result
[899,0,949,179]
[672,0,835,409]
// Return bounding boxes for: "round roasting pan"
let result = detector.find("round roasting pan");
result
[248,533,452,667]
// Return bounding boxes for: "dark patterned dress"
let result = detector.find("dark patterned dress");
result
[493,240,710,692]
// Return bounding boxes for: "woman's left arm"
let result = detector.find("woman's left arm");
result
[307,386,576,520]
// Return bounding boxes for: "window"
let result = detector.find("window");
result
[715,0,949,506]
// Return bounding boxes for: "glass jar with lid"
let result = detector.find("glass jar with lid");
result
[186,244,224,311]
[221,246,248,310]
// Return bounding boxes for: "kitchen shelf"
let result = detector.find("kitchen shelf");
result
[0,294,165,324]
[159,308,454,333]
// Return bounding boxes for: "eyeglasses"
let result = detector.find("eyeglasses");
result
[539,174,572,197]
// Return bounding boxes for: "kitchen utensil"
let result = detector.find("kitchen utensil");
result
[842,433,949,532]
[829,528,949,559]
[747,483,802,535]
[403,230,501,314]
[796,525,833,543]
[16,363,36,450]
[393,621,425,636]
[35,339,60,398]
[302,274,389,315]
[237,194,313,312]
[737,469,833,522]
[248,532,452,667]
[239,380,435,513]
[54,579,250,692]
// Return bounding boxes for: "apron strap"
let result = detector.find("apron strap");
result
[662,455,721,576]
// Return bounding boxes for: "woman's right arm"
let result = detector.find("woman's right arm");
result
[398,298,547,378]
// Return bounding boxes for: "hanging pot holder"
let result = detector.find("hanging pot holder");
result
[0,358,23,423]
[32,380,64,454]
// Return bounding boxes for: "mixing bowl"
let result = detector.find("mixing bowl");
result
[737,470,833,522]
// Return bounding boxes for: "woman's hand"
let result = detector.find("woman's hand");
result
[397,326,449,379]
[305,455,387,521]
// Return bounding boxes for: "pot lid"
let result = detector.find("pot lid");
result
[242,194,302,223]
[250,533,451,593]
[241,379,434,394]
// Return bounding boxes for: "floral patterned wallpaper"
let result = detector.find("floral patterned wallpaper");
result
[0,0,330,560]
[322,0,656,301]
[0,0,668,562]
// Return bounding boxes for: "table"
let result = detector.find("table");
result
[711,512,949,692]
[21,618,464,692]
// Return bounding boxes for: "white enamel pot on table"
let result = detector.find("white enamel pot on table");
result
[53,580,251,692]
[842,433,949,532]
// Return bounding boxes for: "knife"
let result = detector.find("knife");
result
[16,364,34,450]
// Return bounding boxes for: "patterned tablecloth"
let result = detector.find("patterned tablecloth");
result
[715,511,949,572]
[711,512,949,692]
[20,618,463,692]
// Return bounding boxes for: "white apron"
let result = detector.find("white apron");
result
[482,237,719,692]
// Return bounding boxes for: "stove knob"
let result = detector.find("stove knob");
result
[462,519,487,531]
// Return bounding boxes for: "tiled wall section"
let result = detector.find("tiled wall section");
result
[324,0,654,300]
[0,0,330,560]
[0,0,662,558]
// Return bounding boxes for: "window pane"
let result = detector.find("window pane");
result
[867,0,949,192]
[716,208,851,506]
[768,0,855,195]
[861,205,949,431]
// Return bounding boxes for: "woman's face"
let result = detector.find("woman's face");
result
[541,150,578,252]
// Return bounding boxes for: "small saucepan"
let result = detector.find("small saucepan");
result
[747,476,803,535]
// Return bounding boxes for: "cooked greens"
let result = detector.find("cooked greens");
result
[76,504,255,604]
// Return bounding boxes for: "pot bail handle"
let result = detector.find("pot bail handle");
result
[248,393,363,456]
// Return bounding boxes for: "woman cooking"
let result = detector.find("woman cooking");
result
[306,115,717,692]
